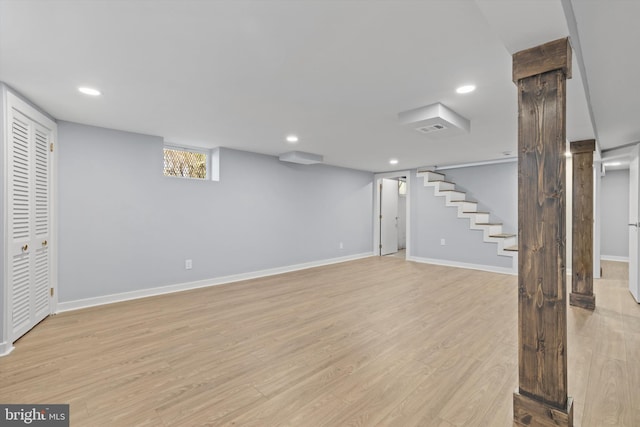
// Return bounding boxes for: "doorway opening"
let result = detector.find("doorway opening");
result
[601,144,639,302]
[374,171,411,260]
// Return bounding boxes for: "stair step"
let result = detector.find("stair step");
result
[475,222,502,226]
[465,211,490,224]
[504,245,518,252]
[436,181,456,191]
[489,233,516,238]
[463,211,489,214]
[478,223,503,236]
[452,201,478,213]
[440,190,465,201]
[418,170,446,182]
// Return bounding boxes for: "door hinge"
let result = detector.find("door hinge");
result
[50,288,54,297]
[50,143,54,152]
[379,244,382,249]
[379,215,382,219]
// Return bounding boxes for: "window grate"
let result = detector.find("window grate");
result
[163,147,207,179]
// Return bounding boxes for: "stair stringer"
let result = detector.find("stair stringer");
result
[417,170,518,259]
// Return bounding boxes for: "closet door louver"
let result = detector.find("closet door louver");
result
[8,107,53,340]
[9,112,33,336]
[33,125,51,320]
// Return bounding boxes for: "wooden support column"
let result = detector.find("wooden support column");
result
[512,38,574,427]
[570,139,596,310]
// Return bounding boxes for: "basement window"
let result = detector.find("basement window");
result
[398,179,407,196]
[163,146,209,180]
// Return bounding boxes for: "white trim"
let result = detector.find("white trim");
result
[373,170,411,258]
[50,113,58,314]
[0,341,14,357]
[594,161,602,278]
[406,255,517,276]
[600,255,629,263]
[56,252,374,313]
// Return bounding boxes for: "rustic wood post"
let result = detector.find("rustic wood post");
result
[570,139,596,310]
[512,38,574,426]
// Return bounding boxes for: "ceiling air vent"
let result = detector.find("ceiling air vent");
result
[416,123,448,134]
[398,102,469,138]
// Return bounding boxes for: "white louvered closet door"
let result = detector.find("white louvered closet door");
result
[8,105,53,341]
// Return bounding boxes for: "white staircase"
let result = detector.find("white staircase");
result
[417,170,518,258]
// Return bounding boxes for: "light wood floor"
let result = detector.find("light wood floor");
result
[0,258,638,426]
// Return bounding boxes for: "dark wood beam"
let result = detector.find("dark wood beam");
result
[513,37,573,427]
[570,139,596,310]
[513,37,572,83]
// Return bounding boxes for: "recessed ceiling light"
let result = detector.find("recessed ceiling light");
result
[456,84,476,94]
[604,162,622,167]
[389,158,399,165]
[78,87,101,96]
[286,135,299,143]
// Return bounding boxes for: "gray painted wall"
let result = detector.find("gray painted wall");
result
[57,121,373,302]
[409,162,516,269]
[601,169,629,258]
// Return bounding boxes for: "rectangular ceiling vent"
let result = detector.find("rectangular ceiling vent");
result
[416,123,448,134]
[398,102,469,138]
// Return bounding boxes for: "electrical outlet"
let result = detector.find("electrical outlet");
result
[185,259,193,270]
[339,242,344,249]
[440,238,446,246]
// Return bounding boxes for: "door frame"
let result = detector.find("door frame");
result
[2,88,58,355]
[380,178,399,256]
[601,144,639,301]
[593,156,602,279]
[629,145,640,301]
[373,170,411,257]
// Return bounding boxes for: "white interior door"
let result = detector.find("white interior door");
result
[380,178,398,255]
[629,146,640,302]
[7,98,54,341]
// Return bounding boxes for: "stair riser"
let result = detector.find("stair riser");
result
[424,171,445,182]
[504,236,517,248]
[469,213,490,223]
[436,181,455,191]
[453,202,477,212]
[486,225,503,236]
[443,192,465,202]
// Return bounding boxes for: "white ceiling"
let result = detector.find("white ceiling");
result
[0,0,637,172]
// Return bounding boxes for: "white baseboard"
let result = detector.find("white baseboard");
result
[406,255,517,276]
[56,252,374,313]
[0,341,14,357]
[601,255,629,263]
